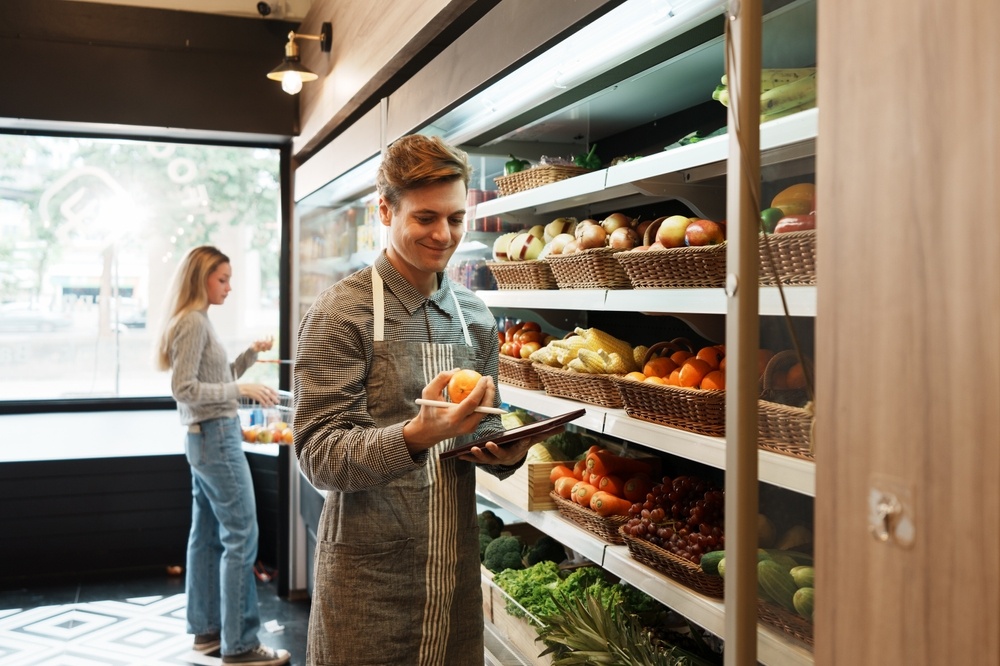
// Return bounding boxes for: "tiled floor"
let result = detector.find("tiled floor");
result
[0,572,310,665]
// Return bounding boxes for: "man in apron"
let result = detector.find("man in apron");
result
[294,135,540,665]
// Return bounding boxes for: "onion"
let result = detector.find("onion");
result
[600,212,632,235]
[609,226,640,250]
[578,223,607,249]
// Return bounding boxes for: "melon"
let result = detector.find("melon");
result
[770,183,815,216]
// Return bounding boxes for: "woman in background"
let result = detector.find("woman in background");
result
[155,245,290,666]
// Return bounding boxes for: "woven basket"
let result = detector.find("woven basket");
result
[758,350,814,460]
[611,376,726,437]
[545,247,632,289]
[618,526,725,599]
[616,243,727,288]
[549,492,628,544]
[498,355,544,391]
[486,260,558,290]
[494,165,594,196]
[758,230,816,286]
[533,363,624,408]
[758,599,814,646]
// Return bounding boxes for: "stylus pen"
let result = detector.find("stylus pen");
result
[414,399,508,415]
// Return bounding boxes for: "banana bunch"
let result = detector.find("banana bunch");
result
[528,327,637,374]
[712,67,816,123]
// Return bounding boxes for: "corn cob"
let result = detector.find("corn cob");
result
[603,352,632,374]
[567,358,588,373]
[760,98,816,124]
[577,348,608,374]
[574,327,637,372]
[632,345,649,368]
[721,67,816,91]
[759,72,817,116]
[529,346,560,367]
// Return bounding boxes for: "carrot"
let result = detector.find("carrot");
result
[572,482,599,507]
[587,449,654,478]
[590,491,633,517]
[554,475,577,499]
[572,458,588,480]
[598,474,625,498]
[588,472,603,488]
[549,464,575,484]
[623,474,652,502]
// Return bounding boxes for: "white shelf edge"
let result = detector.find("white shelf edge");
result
[500,385,816,497]
[476,170,608,219]
[477,287,816,317]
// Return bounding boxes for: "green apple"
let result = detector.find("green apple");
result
[760,207,784,234]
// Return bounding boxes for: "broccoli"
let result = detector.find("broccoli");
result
[483,535,525,573]
[477,510,504,539]
[525,535,566,566]
[479,532,494,562]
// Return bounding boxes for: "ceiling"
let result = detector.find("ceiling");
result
[63,0,314,21]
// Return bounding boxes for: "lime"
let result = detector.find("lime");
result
[760,207,784,234]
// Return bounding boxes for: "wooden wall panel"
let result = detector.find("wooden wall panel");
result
[815,1,1000,664]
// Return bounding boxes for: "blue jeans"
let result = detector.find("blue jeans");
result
[184,416,261,656]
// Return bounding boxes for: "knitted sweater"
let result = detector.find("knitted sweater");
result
[170,310,257,426]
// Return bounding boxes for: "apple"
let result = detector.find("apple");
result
[543,217,577,242]
[600,212,632,235]
[257,428,274,444]
[684,219,726,246]
[492,232,518,261]
[609,226,640,250]
[281,428,293,445]
[519,341,541,359]
[507,232,545,260]
[655,215,693,248]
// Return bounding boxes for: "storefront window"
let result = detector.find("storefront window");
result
[0,134,282,401]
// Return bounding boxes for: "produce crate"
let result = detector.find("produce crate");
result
[544,247,632,289]
[494,165,593,196]
[549,491,628,544]
[758,599,814,647]
[486,260,558,290]
[498,354,544,391]
[758,230,816,286]
[618,525,725,599]
[615,243,727,288]
[533,363,624,409]
[476,460,574,511]
[483,567,554,665]
[610,376,726,437]
[758,350,814,460]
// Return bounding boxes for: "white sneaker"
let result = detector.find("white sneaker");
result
[221,644,291,665]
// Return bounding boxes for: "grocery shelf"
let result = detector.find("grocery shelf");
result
[499,385,815,497]
[475,487,814,666]
[478,286,817,317]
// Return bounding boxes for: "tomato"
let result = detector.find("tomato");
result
[520,321,541,333]
[514,330,543,344]
[504,323,523,343]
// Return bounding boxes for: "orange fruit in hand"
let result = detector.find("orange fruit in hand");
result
[447,369,483,403]
[643,356,677,379]
[700,370,726,390]
[678,358,712,388]
[695,346,724,370]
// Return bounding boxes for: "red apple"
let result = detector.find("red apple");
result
[655,215,693,248]
[684,219,726,246]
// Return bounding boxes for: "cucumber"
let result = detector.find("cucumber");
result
[790,565,815,589]
[700,550,725,576]
[793,587,814,622]
[758,560,798,611]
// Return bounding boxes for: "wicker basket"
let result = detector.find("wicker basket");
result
[498,355,544,391]
[494,165,594,196]
[549,491,628,544]
[618,526,725,599]
[758,350,815,460]
[616,243,727,288]
[758,599,814,647]
[533,363,624,408]
[611,376,726,437]
[486,260,558,290]
[545,247,632,289]
[758,230,816,286]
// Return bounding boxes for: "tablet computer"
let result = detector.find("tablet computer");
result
[438,408,587,461]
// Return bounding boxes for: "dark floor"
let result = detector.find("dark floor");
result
[0,569,310,665]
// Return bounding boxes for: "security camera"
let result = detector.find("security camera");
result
[256,2,272,17]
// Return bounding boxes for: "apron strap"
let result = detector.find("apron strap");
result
[372,266,472,346]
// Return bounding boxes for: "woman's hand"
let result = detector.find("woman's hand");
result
[251,335,274,353]
[238,383,279,407]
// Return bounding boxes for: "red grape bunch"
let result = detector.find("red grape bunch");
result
[624,475,725,564]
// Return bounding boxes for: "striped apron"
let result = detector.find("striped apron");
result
[306,268,483,666]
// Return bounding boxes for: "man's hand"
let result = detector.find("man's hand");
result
[457,427,565,466]
[402,369,495,454]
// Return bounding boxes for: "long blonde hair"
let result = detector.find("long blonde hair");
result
[155,245,230,371]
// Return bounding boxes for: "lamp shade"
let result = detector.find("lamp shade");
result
[266,57,318,84]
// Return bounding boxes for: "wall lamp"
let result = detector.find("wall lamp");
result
[267,22,332,95]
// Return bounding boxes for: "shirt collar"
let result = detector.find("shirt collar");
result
[374,252,455,318]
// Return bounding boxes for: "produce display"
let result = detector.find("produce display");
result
[712,67,817,123]
[241,420,293,444]
[549,445,659,518]
[621,214,727,253]
[527,326,639,375]
[765,182,816,234]
[498,319,556,360]
[623,341,731,390]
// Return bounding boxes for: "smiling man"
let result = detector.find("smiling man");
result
[293,135,539,665]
